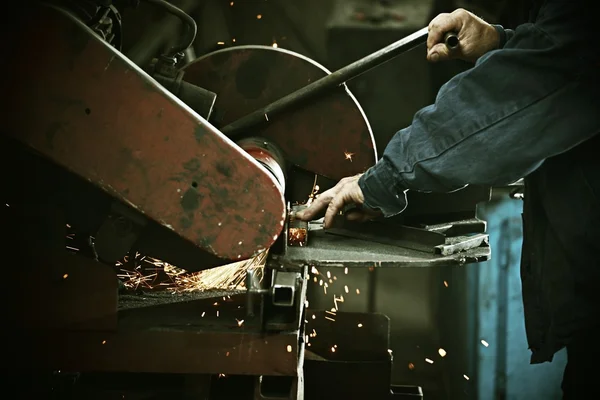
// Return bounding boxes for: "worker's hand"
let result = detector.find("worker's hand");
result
[295,174,383,229]
[427,8,500,63]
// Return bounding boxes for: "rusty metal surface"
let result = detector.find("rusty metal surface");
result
[0,4,285,264]
[182,46,378,180]
[5,292,301,376]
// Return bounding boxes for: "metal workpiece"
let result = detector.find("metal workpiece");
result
[217,28,458,138]
[182,46,378,180]
[1,4,286,266]
[288,204,309,247]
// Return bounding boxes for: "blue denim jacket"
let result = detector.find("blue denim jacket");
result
[358,0,600,363]
[358,0,599,217]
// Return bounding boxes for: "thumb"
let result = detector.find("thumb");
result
[427,42,452,62]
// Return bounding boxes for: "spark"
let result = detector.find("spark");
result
[324,316,336,322]
[444,280,449,287]
[102,340,107,345]
[344,267,348,275]
[229,1,233,5]
[438,348,447,357]
[356,289,360,295]
[236,319,244,327]
[265,113,269,121]
[272,42,278,48]
[357,323,363,328]
[481,339,489,347]
[425,358,434,364]
[217,310,219,317]
[311,266,319,275]
[217,41,225,45]
[344,151,354,162]
[331,346,336,353]
[306,177,320,205]
[233,38,236,43]
[344,285,349,293]
[313,277,317,283]
[464,375,470,381]
[257,14,262,19]
[214,302,219,306]
[408,363,415,370]
[286,345,292,353]
[63,274,69,279]
[66,246,79,252]
[311,314,316,319]
[333,295,344,310]
[218,374,226,378]
[226,352,230,357]
[327,271,331,279]
[202,312,206,317]
[319,280,323,286]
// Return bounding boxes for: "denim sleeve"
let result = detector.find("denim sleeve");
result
[358,3,600,217]
[492,24,515,48]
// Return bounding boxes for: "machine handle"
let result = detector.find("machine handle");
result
[221,28,458,137]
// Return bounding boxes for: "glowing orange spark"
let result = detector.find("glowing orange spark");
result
[344,151,354,162]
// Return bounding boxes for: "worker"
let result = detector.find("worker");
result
[296,0,599,398]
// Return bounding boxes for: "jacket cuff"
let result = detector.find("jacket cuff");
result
[358,159,408,217]
[492,24,514,48]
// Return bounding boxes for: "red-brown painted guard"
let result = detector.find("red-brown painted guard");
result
[183,46,378,180]
[0,5,286,261]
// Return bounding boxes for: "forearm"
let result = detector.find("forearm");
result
[359,16,599,217]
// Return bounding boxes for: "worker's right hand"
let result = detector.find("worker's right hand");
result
[427,8,500,63]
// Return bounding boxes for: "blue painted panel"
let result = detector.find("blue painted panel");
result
[474,198,566,400]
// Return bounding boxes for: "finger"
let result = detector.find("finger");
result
[345,210,372,222]
[427,42,452,62]
[427,13,450,50]
[323,190,348,229]
[296,191,333,221]
[427,12,461,50]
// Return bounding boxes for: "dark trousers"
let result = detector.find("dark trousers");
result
[562,327,600,399]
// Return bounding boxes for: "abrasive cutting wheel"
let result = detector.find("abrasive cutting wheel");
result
[182,46,378,202]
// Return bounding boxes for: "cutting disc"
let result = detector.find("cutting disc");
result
[182,46,378,190]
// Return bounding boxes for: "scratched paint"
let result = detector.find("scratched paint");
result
[1,4,285,264]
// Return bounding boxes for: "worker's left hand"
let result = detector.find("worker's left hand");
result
[295,174,383,228]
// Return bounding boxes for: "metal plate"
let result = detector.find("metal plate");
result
[182,46,378,180]
[271,227,490,269]
[0,4,285,264]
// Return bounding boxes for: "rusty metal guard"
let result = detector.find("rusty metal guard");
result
[0,4,286,263]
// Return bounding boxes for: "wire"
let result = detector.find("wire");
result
[140,0,197,55]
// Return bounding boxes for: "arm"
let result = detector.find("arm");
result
[359,4,600,217]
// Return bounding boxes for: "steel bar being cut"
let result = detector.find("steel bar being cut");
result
[220,28,458,137]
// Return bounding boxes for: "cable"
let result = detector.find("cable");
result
[140,0,197,55]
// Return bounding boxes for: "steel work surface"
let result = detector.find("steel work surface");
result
[273,228,490,268]
[5,292,301,376]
